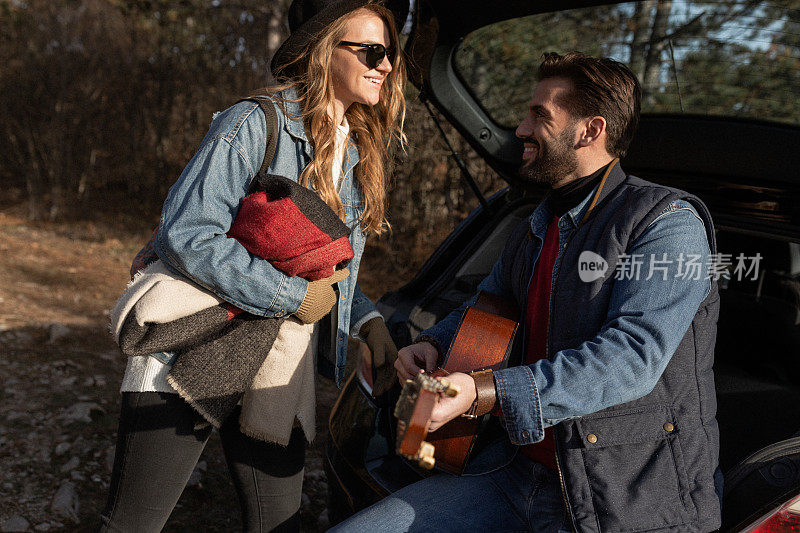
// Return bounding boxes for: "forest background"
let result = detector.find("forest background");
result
[0,1,502,531]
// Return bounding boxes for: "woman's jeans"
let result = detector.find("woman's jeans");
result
[99,392,305,532]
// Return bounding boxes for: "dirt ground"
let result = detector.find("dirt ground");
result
[0,210,385,532]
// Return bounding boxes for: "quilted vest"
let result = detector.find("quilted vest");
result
[503,164,721,532]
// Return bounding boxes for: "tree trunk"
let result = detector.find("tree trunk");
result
[642,0,673,106]
[265,0,291,85]
[629,0,655,81]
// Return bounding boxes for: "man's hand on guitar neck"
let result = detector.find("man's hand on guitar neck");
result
[395,342,439,382]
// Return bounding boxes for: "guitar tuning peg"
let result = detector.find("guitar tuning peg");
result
[438,379,459,397]
[418,441,435,470]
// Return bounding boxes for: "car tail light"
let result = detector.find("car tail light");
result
[740,493,800,532]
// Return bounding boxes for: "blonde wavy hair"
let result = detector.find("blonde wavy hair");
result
[267,1,406,235]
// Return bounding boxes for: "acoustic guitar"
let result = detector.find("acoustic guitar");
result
[394,292,518,474]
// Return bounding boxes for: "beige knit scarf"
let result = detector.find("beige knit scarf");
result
[110,261,316,446]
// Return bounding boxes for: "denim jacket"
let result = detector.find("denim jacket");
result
[424,172,712,441]
[153,89,379,384]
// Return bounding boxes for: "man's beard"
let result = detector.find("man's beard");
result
[518,126,579,186]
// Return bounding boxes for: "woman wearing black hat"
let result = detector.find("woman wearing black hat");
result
[99,1,406,531]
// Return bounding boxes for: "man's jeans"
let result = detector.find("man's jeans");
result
[329,453,569,532]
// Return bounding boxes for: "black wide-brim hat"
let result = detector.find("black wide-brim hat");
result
[270,0,408,78]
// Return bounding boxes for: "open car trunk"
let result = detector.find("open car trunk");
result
[388,0,800,526]
[328,0,800,529]
[377,184,800,528]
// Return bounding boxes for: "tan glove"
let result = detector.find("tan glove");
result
[360,316,399,396]
[294,268,350,324]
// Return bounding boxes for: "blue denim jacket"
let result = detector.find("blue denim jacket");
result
[153,89,379,384]
[423,186,712,445]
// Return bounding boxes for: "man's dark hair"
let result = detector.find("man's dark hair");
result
[537,51,641,158]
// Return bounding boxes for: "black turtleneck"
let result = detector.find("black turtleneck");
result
[550,162,611,218]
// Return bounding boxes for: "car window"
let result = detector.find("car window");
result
[453,0,800,128]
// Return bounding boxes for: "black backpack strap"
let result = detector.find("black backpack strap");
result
[239,96,280,177]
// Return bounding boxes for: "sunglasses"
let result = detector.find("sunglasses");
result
[338,41,396,69]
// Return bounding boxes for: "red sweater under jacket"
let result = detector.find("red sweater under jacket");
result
[520,215,560,471]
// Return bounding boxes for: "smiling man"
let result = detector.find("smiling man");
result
[331,51,722,532]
